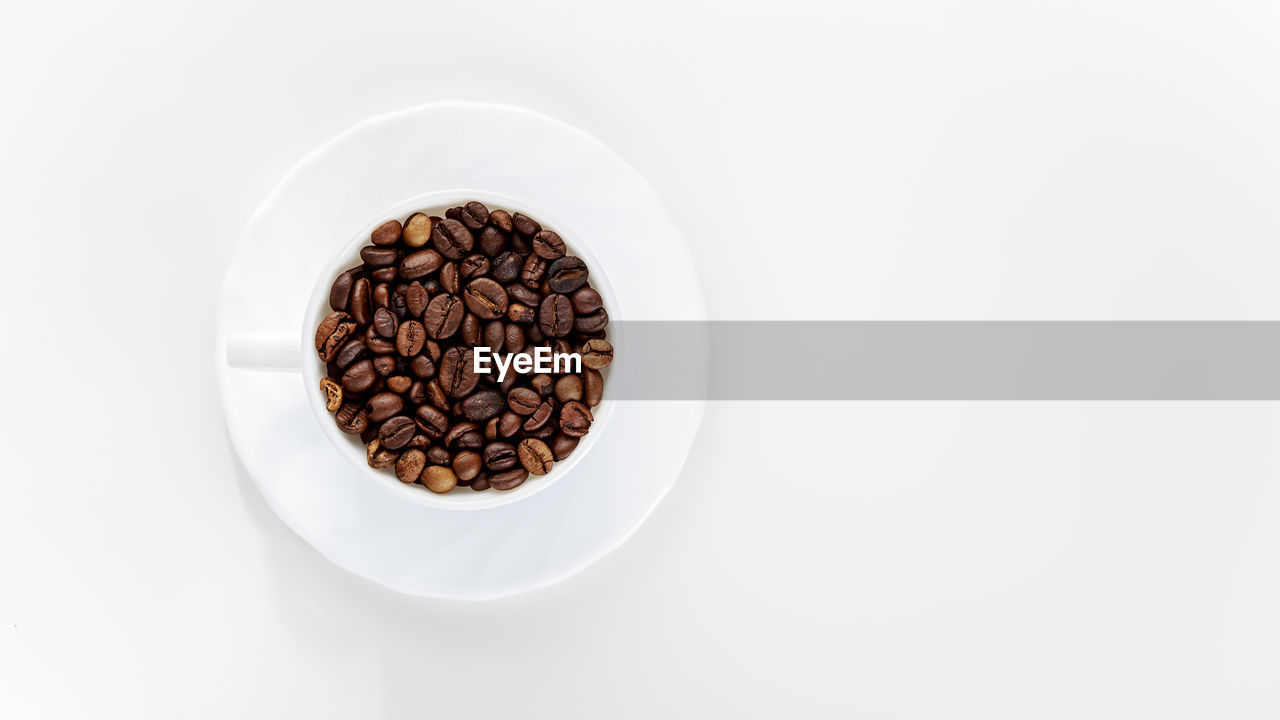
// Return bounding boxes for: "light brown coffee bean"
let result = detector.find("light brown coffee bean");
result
[396,449,426,483]
[320,377,343,412]
[517,438,554,475]
[581,338,613,369]
[452,450,483,481]
[366,436,399,469]
[403,213,434,248]
[422,465,458,493]
[554,375,582,402]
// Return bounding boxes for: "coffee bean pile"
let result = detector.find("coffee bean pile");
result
[315,202,612,493]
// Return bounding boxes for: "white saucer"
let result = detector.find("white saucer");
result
[214,102,706,600]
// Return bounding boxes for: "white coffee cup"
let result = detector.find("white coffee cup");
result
[225,190,619,511]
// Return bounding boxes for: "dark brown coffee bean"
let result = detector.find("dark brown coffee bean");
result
[320,377,343,412]
[431,218,474,259]
[526,324,545,343]
[523,400,554,432]
[403,213,434,248]
[497,371,519,393]
[414,405,449,439]
[504,324,525,353]
[484,321,506,354]
[517,438,554,475]
[423,466,457,493]
[366,333,396,355]
[371,219,402,246]
[532,230,567,259]
[483,442,519,472]
[490,467,528,491]
[387,375,412,394]
[460,254,490,279]
[461,313,481,346]
[360,424,379,444]
[396,449,425,483]
[512,212,540,236]
[373,307,397,338]
[336,343,370,371]
[456,201,489,230]
[373,355,395,377]
[581,338,613,369]
[395,320,426,356]
[547,256,589,293]
[439,262,460,295]
[371,266,398,283]
[366,437,399,469]
[555,375,582,402]
[360,246,398,267]
[530,374,553,397]
[492,251,522,283]
[495,411,520,438]
[342,359,377,392]
[401,248,444,280]
[508,387,540,415]
[508,303,534,324]
[347,278,372,325]
[373,283,392,310]
[570,287,603,315]
[335,402,368,434]
[511,234,532,255]
[575,308,609,334]
[425,340,442,362]
[507,283,541,307]
[315,311,358,362]
[423,295,464,339]
[559,400,593,437]
[405,282,429,317]
[443,422,479,447]
[488,208,513,233]
[329,267,360,311]
[366,392,404,422]
[461,390,504,422]
[379,415,416,450]
[408,380,427,406]
[550,434,579,461]
[463,278,508,320]
[470,472,491,491]
[426,446,451,466]
[584,368,603,406]
[521,253,547,288]
[439,347,478,398]
[538,294,575,337]
[484,417,500,441]
[478,226,506,257]
[426,380,449,411]
[452,450,482,481]
[410,354,435,379]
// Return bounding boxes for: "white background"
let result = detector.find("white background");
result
[3,0,1280,717]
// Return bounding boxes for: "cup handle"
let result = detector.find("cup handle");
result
[226,334,302,372]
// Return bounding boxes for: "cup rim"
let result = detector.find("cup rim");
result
[301,189,621,511]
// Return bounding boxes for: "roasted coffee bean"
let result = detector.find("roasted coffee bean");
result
[425,340,442,362]
[360,425,379,444]
[444,422,479,448]
[521,253,547,288]
[405,281,429,317]
[401,248,444,280]
[367,437,399,469]
[547,256,589,293]
[508,387,541,415]
[495,411,521,438]
[508,303,534,324]
[410,354,435,378]
[395,449,425,483]
[575,308,609,334]
[484,417,500,441]
[320,378,343,412]
[484,321,506,354]
[335,403,368,434]
[555,375,583,402]
[461,390,504,422]
[581,338,613,369]
[439,347,478,398]
[570,287,603,315]
[531,374,553,397]
[315,311,358,362]
[463,278,508,320]
[461,313,481,346]
[403,213,434,248]
[483,442,519,472]
[478,226,506,257]
[490,467,528,491]
[538,294,575,337]
[492,251,522,283]
[371,219,402,246]
[379,415,416,450]
[371,266,398,283]
[532,230,567,259]
[512,212,540,236]
[373,307,398,338]
[517,438,555,475]
[440,261,460,295]
[431,218,474,259]
[408,380,428,406]
[342,358,377,392]
[347,278,372,325]
[373,355,395,377]
[414,405,449,439]
[426,380,449,411]
[360,246,398,267]
[460,254,490,279]
[470,472,491,491]
[507,283,541,307]
[551,434,579,461]
[504,324,525,353]
[366,333,396,355]
[423,294,464,339]
[422,466,457,493]
[452,450,483,481]
[488,208,513,232]
[372,283,391,310]
[426,446,451,466]
[560,401,593,437]
[529,422,556,440]
[366,392,404,422]
[329,267,360,311]
[497,371,519,393]
[584,368,604,406]
[457,201,489,230]
[386,375,412,394]
[523,400,554,432]
[526,324,545,343]
[511,234,532,255]
[396,320,426,356]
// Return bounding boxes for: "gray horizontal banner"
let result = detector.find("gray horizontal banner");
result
[604,322,1280,400]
